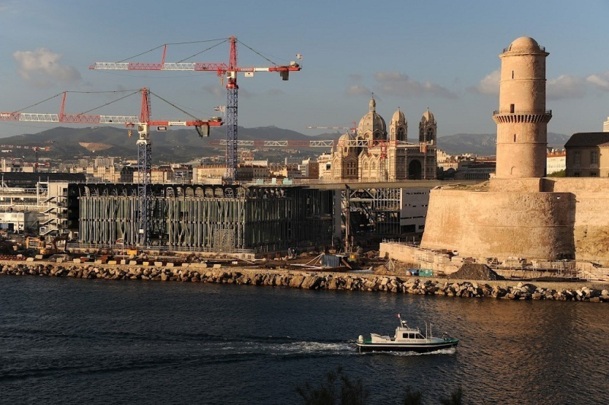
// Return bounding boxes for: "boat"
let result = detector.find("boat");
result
[356,315,459,353]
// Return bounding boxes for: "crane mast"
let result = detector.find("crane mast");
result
[90,36,301,182]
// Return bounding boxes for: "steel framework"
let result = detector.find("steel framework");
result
[74,183,333,253]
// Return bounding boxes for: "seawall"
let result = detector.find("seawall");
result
[1,261,608,303]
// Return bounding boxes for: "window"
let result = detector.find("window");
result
[591,151,598,164]
[510,104,515,113]
[574,151,581,165]
[511,70,514,79]
[513,134,517,142]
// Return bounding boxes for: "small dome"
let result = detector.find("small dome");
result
[507,36,542,52]
[392,108,406,124]
[421,108,435,123]
[338,132,353,143]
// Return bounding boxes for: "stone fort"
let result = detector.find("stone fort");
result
[418,36,609,266]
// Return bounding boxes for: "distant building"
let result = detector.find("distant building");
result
[1,158,35,173]
[299,158,319,179]
[564,132,609,177]
[546,148,566,175]
[437,152,495,180]
[192,164,226,183]
[0,211,37,234]
[454,159,495,180]
[604,117,609,132]
[317,153,333,180]
[119,166,137,183]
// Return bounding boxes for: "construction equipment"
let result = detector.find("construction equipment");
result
[90,36,301,182]
[25,233,70,257]
[1,88,223,245]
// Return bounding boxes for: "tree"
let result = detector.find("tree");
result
[296,367,368,405]
[440,386,464,405]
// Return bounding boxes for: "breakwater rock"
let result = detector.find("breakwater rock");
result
[1,261,608,303]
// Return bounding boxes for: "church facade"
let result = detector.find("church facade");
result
[328,98,437,182]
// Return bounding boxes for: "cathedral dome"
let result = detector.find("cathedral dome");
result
[357,97,386,141]
[507,36,542,53]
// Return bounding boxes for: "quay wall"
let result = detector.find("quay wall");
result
[1,260,608,303]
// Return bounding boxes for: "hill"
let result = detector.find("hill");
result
[0,126,569,163]
[437,132,570,156]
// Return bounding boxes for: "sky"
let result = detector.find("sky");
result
[1,0,609,141]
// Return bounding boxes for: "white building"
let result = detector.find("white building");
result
[547,149,566,175]
[400,189,430,233]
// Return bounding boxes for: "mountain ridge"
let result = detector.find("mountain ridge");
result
[0,126,570,163]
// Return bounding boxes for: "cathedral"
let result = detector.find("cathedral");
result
[328,97,437,181]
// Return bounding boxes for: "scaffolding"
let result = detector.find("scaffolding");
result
[75,183,333,253]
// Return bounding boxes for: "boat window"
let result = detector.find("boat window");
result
[402,333,408,338]
[417,333,424,339]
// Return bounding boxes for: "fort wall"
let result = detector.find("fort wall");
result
[421,188,575,260]
[549,178,609,263]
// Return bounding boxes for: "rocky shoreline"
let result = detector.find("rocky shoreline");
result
[1,260,609,303]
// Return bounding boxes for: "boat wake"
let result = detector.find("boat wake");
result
[360,347,458,356]
[206,335,356,357]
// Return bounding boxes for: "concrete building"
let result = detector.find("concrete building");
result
[0,176,75,236]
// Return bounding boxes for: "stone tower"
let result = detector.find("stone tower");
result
[419,109,437,144]
[492,37,552,178]
[389,108,407,142]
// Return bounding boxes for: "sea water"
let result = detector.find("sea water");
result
[1,276,608,404]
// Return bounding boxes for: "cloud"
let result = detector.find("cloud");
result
[13,48,81,88]
[547,75,586,100]
[266,88,285,96]
[202,84,226,97]
[346,84,371,96]
[586,72,609,91]
[0,0,15,13]
[373,72,458,99]
[473,70,587,100]
[472,70,500,95]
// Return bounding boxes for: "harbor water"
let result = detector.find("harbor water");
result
[1,276,608,404]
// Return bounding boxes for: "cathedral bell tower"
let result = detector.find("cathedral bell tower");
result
[492,37,552,178]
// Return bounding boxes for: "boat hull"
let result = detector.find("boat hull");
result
[356,340,458,353]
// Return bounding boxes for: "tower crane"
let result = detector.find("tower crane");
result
[0,88,223,245]
[90,36,301,183]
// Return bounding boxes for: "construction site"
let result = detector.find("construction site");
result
[0,36,448,267]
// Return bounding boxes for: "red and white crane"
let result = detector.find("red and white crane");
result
[1,88,223,245]
[90,36,301,182]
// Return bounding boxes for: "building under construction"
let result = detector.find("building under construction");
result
[74,182,334,254]
[69,178,453,256]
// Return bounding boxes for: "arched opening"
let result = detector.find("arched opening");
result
[408,160,422,179]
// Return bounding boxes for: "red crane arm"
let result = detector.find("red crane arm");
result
[1,88,223,128]
[89,37,301,77]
